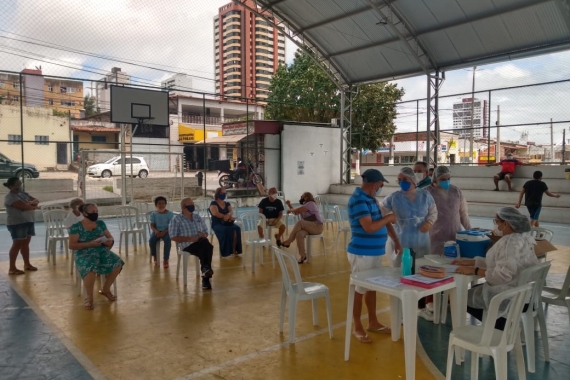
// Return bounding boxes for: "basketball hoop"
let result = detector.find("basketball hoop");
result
[138,117,154,134]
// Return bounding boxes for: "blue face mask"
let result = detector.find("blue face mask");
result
[186,205,195,213]
[399,181,412,192]
[218,194,227,201]
[439,179,451,191]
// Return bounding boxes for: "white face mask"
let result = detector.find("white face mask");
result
[493,227,503,236]
[375,185,383,196]
[270,194,277,200]
[414,173,425,182]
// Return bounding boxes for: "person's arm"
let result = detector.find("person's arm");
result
[227,203,235,221]
[8,199,37,211]
[289,205,307,215]
[209,204,225,219]
[169,220,201,243]
[386,223,402,255]
[486,162,499,167]
[545,190,560,198]
[69,233,102,250]
[515,188,525,208]
[451,258,475,266]
[420,199,438,233]
[358,214,396,233]
[102,229,115,248]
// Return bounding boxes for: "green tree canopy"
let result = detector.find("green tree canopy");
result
[84,95,97,116]
[265,51,404,151]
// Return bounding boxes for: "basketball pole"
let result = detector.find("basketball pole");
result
[120,124,127,206]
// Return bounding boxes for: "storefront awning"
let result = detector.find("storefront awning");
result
[71,126,120,133]
[194,134,248,145]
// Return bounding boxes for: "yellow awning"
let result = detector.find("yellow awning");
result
[178,125,221,142]
[194,134,248,145]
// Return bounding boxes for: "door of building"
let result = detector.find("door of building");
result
[56,143,68,165]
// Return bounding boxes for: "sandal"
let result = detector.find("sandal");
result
[352,332,372,343]
[98,289,117,301]
[367,326,392,334]
[8,269,25,275]
[84,299,94,310]
[24,265,38,271]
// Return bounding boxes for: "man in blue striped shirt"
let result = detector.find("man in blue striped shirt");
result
[347,169,401,343]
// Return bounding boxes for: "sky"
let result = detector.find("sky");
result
[1,0,569,146]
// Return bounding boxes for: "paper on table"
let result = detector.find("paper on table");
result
[402,274,453,284]
[443,264,459,273]
[366,276,403,288]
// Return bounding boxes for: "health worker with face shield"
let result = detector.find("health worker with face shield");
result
[425,166,472,255]
[380,167,438,261]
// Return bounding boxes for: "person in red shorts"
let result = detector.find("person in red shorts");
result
[486,153,524,191]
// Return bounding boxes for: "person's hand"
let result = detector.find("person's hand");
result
[198,231,207,238]
[223,214,230,221]
[393,240,403,256]
[451,259,473,266]
[286,200,292,206]
[419,221,432,233]
[555,194,561,198]
[456,266,476,275]
[90,238,102,247]
[515,203,521,209]
[384,213,397,224]
[30,200,39,206]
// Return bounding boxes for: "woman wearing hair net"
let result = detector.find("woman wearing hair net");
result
[425,166,471,254]
[452,207,538,330]
[381,167,438,259]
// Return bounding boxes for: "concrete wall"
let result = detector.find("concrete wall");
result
[0,105,70,170]
[75,131,118,151]
[0,179,75,207]
[113,177,202,200]
[264,133,280,190]
[281,123,340,201]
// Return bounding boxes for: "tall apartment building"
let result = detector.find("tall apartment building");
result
[96,67,130,112]
[214,0,286,102]
[452,97,488,138]
[0,69,84,117]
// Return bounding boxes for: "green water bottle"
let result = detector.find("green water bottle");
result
[401,248,412,276]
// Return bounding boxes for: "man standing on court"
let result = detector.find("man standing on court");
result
[257,187,285,242]
[347,169,399,343]
[487,153,524,191]
[515,170,561,227]
[413,161,432,189]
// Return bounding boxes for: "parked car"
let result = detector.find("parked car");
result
[0,152,40,179]
[87,156,149,178]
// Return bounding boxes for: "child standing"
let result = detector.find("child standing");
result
[149,196,175,268]
[516,171,561,227]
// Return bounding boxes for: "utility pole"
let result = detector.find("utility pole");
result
[562,128,566,164]
[469,66,477,165]
[550,118,554,163]
[496,105,501,162]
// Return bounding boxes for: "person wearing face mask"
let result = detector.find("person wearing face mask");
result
[3,177,39,275]
[347,169,400,343]
[149,196,175,268]
[209,187,242,258]
[69,203,123,310]
[452,207,538,330]
[170,197,215,289]
[425,166,471,255]
[257,187,285,242]
[381,167,438,320]
[413,161,432,189]
[279,192,323,263]
[63,198,84,229]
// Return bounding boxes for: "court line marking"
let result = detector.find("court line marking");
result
[173,307,392,380]
[416,336,446,380]
[1,273,107,380]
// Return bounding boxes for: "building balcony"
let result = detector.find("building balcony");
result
[181,115,241,126]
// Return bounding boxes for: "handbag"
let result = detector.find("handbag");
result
[303,214,318,222]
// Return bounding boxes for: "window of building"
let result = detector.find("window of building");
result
[35,135,49,145]
[8,134,22,145]
[0,81,4,88]
[13,82,20,89]
[48,85,53,92]
[61,100,76,106]
[91,136,107,143]
[48,99,53,105]
[12,96,19,102]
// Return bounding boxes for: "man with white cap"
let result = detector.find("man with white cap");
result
[347,169,399,343]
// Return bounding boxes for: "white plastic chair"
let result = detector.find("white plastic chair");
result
[517,261,551,372]
[130,201,151,243]
[175,244,201,286]
[41,205,65,250]
[272,247,333,343]
[445,283,533,380]
[315,196,334,231]
[116,206,147,256]
[333,206,350,251]
[76,268,118,298]
[542,264,570,327]
[239,212,273,273]
[44,210,69,265]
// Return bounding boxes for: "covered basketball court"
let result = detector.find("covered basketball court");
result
[237,0,570,182]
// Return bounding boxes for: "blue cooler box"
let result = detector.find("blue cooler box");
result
[456,230,491,258]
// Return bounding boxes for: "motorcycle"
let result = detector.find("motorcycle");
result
[218,161,263,189]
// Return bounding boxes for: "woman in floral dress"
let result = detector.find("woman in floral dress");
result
[69,203,124,310]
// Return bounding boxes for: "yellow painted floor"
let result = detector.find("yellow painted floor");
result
[1,228,442,380]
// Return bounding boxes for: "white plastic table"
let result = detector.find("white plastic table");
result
[343,267,457,380]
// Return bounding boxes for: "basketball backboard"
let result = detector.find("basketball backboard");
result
[110,86,169,126]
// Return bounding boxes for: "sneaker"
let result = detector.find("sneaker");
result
[202,268,214,278]
[418,308,434,322]
[426,302,434,312]
[202,277,212,290]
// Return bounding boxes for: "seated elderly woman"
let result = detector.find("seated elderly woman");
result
[209,187,242,257]
[277,192,323,264]
[69,203,124,310]
[63,198,84,229]
[452,207,538,330]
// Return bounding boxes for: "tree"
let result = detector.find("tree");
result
[84,95,97,116]
[265,51,404,151]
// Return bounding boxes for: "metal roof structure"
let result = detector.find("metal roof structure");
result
[241,0,570,87]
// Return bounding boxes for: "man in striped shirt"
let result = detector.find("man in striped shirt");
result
[347,169,401,343]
